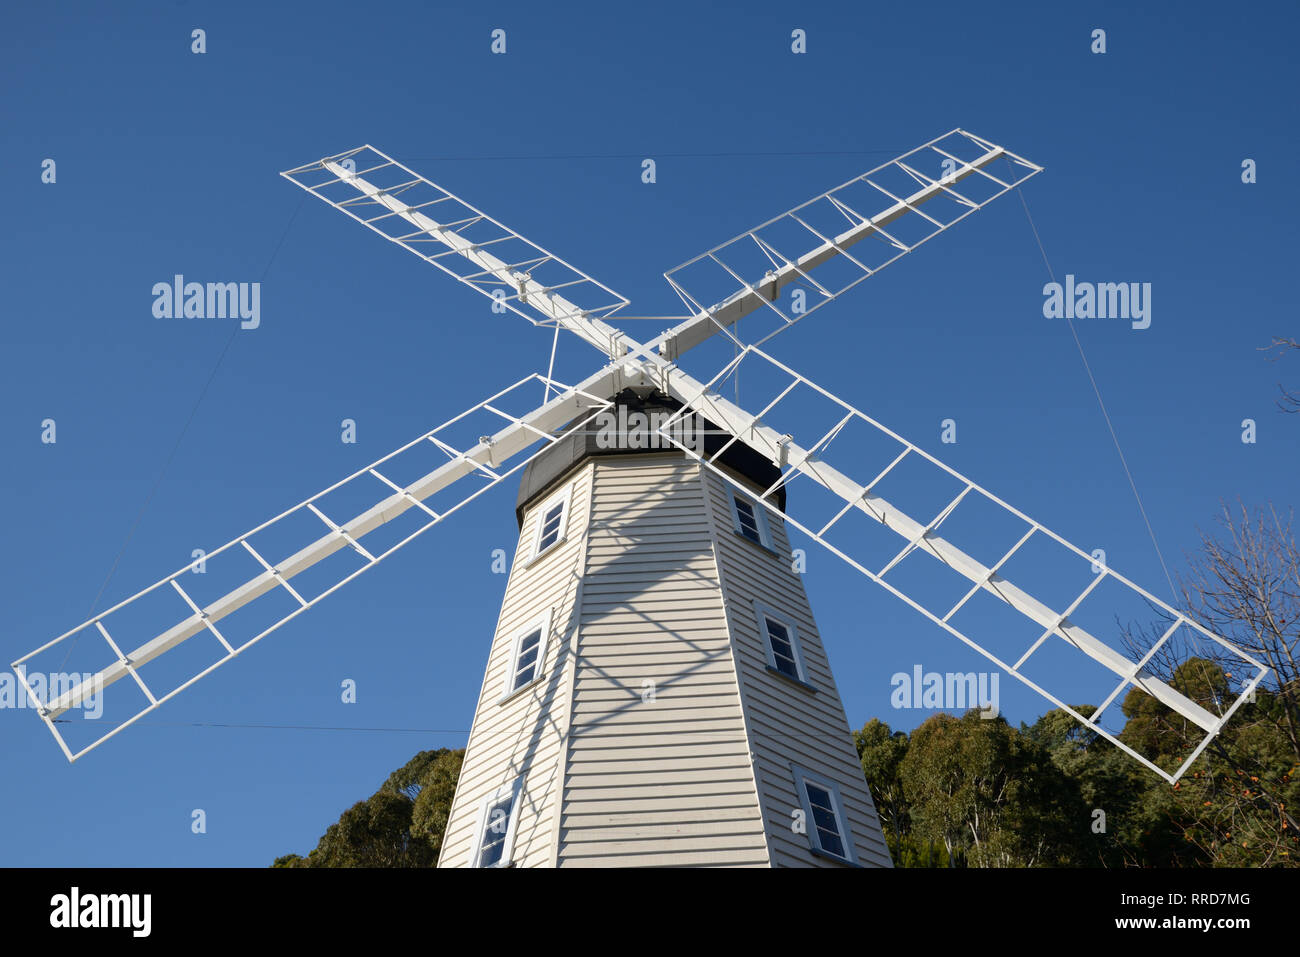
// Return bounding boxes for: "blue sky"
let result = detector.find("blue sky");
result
[2,0,1297,866]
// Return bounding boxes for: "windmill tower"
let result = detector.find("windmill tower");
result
[13,131,1270,868]
[439,390,888,866]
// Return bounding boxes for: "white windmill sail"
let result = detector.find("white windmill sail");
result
[13,374,618,760]
[656,129,1043,358]
[646,346,1269,784]
[281,147,632,358]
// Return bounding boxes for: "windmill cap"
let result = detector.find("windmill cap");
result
[514,388,785,527]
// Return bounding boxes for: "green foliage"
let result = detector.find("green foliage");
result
[853,718,909,860]
[304,790,438,867]
[899,709,1087,867]
[410,749,463,858]
[1115,664,1300,867]
[274,748,464,868]
[856,685,1298,867]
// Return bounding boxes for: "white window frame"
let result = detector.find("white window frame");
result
[729,491,772,549]
[754,601,811,686]
[500,609,552,703]
[469,777,524,868]
[529,485,572,562]
[791,766,857,865]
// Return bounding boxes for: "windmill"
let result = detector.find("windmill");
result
[13,130,1269,868]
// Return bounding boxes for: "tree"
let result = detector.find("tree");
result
[1118,501,1300,866]
[1023,706,1181,867]
[899,710,1088,867]
[304,790,438,867]
[1115,662,1298,866]
[275,748,464,867]
[1262,336,1299,413]
[854,718,909,860]
[408,749,463,858]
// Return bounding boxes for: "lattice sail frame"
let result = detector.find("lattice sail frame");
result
[651,347,1269,784]
[657,129,1042,359]
[282,146,631,354]
[12,374,615,761]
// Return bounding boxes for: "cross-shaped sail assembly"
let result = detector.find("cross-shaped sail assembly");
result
[13,131,1266,789]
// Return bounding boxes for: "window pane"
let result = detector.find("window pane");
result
[487,798,513,828]
[479,835,505,867]
[537,502,565,552]
[816,828,846,858]
[811,805,840,834]
[805,783,832,808]
[765,618,798,677]
[478,796,515,867]
[803,782,847,858]
[764,634,795,657]
[773,655,799,679]
[511,629,543,690]
[734,499,763,543]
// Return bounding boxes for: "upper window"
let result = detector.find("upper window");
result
[730,493,771,549]
[472,779,523,868]
[503,610,551,699]
[755,603,809,685]
[793,769,855,864]
[531,487,570,560]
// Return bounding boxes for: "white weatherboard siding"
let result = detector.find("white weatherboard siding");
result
[440,450,890,867]
[438,465,593,868]
[702,468,893,868]
[559,456,768,867]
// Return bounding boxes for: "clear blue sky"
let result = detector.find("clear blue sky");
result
[2,0,1296,866]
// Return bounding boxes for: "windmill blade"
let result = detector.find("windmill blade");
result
[655,129,1042,360]
[12,371,622,762]
[651,346,1268,784]
[282,146,632,358]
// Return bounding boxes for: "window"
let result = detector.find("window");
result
[502,610,551,700]
[755,603,810,685]
[531,487,570,560]
[793,768,856,864]
[471,778,523,868]
[730,493,771,549]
